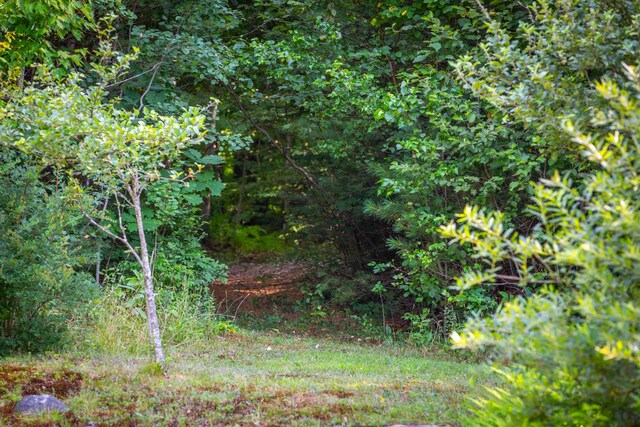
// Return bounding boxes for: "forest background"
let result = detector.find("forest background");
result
[1,0,639,425]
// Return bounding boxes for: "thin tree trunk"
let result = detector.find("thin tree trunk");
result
[95,244,101,286]
[235,153,248,224]
[200,101,219,222]
[131,175,166,369]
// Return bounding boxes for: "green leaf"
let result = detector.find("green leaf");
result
[206,180,225,197]
[198,155,224,165]
[184,193,204,206]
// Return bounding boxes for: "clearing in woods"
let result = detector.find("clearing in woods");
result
[212,262,404,335]
[0,263,495,426]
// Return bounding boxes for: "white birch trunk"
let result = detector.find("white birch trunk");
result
[131,175,165,369]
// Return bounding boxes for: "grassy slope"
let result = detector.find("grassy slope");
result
[0,333,496,426]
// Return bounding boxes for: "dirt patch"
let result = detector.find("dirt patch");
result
[231,394,255,415]
[327,390,355,398]
[0,364,83,398]
[162,395,219,420]
[212,262,309,315]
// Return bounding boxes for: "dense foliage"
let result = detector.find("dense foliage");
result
[104,0,554,334]
[2,0,639,420]
[0,0,97,80]
[0,149,97,354]
[440,1,640,423]
[443,66,640,427]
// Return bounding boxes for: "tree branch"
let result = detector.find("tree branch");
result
[494,273,558,285]
[139,62,162,111]
[83,212,142,266]
[105,63,164,89]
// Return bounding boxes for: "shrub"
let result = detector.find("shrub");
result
[0,149,98,355]
[441,68,640,425]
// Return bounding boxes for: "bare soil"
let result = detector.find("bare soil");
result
[211,262,310,316]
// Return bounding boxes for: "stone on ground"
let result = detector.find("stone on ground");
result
[14,394,69,415]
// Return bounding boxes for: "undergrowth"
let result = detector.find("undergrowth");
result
[69,288,238,356]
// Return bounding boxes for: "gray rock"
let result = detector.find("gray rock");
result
[14,394,69,415]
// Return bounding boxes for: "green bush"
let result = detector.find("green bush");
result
[0,149,98,355]
[441,68,640,426]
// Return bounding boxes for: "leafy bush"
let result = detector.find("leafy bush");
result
[456,0,640,138]
[441,68,640,426]
[0,0,94,73]
[106,235,226,306]
[369,261,503,341]
[153,237,227,291]
[0,149,98,354]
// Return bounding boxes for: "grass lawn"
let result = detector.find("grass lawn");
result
[0,332,496,426]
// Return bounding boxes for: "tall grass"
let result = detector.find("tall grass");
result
[68,287,239,357]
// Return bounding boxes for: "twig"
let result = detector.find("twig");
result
[232,293,251,322]
[94,196,110,285]
[139,62,162,111]
[83,213,142,265]
[494,274,558,285]
[105,64,163,89]
[474,0,492,21]
[151,231,159,275]
[114,193,128,241]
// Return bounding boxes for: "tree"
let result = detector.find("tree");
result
[1,65,210,369]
